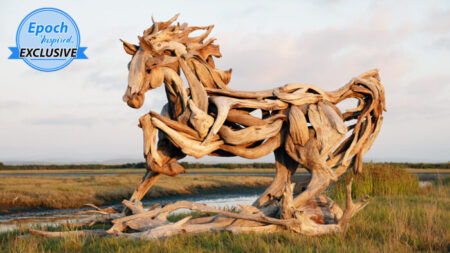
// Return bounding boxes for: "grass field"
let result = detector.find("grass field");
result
[1,178,448,252]
[0,167,448,175]
[0,163,448,212]
[0,175,272,213]
[1,162,448,171]
[0,167,283,175]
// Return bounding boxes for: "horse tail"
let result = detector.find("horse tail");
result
[327,69,386,174]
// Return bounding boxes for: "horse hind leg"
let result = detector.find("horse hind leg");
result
[287,136,343,225]
[253,148,298,208]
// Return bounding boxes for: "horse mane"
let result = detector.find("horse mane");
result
[141,14,232,90]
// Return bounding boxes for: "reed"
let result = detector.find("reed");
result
[329,163,419,201]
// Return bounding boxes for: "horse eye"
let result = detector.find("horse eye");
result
[164,50,175,56]
[146,69,151,74]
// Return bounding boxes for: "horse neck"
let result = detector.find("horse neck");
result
[163,71,188,120]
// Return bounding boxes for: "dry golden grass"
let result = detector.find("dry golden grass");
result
[0,167,446,175]
[0,175,272,212]
[0,168,283,174]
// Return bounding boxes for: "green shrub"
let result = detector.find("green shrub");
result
[329,163,419,201]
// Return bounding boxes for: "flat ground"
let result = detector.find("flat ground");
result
[1,178,448,252]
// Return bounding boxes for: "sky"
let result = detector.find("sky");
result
[0,0,449,164]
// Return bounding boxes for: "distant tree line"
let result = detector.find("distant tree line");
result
[178,162,275,169]
[380,162,450,169]
[0,161,448,170]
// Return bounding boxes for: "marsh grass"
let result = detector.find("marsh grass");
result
[0,168,281,175]
[1,180,448,252]
[0,165,448,252]
[0,175,272,212]
[0,164,437,212]
[329,164,419,201]
[2,166,447,176]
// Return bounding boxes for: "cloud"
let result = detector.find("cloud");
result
[0,100,28,110]
[24,116,96,127]
[86,71,125,91]
[389,74,450,120]
[430,36,450,51]
[218,12,413,95]
[420,8,450,52]
[421,8,450,35]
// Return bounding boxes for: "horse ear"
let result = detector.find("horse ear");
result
[138,36,154,52]
[120,39,138,55]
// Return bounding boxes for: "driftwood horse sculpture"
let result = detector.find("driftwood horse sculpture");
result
[118,14,386,237]
[29,14,386,239]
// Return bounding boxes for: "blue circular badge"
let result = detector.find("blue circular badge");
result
[8,8,87,72]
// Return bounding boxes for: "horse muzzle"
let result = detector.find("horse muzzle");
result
[124,93,145,109]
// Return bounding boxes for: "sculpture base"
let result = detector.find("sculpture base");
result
[29,180,368,239]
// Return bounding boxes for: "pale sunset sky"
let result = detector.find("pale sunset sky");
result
[0,0,449,164]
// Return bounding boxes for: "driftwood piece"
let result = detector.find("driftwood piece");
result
[288,105,309,146]
[32,178,367,239]
[308,102,346,157]
[29,229,109,238]
[139,114,162,166]
[128,171,162,204]
[180,58,209,112]
[218,119,283,145]
[24,14,384,240]
[204,96,288,143]
[219,134,281,159]
[151,117,223,158]
[188,99,214,138]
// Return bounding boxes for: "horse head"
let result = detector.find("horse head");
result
[121,36,181,108]
[121,14,223,109]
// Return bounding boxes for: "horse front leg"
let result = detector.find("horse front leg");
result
[128,170,162,202]
[127,114,186,205]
